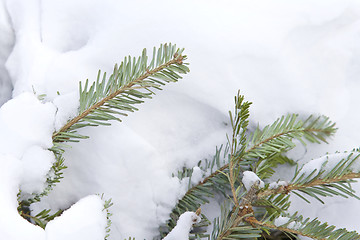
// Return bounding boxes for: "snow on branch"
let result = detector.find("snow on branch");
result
[162,209,201,240]
[18,43,190,230]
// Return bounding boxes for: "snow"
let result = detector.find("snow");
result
[20,146,55,194]
[0,92,56,158]
[0,0,13,106]
[162,211,201,240]
[1,0,360,239]
[0,154,46,240]
[274,216,291,227]
[0,91,108,239]
[53,91,80,131]
[269,181,288,190]
[295,152,359,181]
[45,195,107,240]
[191,166,204,185]
[274,216,299,230]
[242,171,265,191]
[4,0,58,97]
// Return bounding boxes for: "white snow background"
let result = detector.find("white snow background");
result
[1,0,360,239]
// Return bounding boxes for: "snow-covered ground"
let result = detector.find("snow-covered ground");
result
[1,0,360,239]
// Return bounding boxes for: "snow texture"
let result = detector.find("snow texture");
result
[269,181,288,190]
[20,146,55,194]
[162,211,201,240]
[191,166,204,185]
[274,216,299,229]
[45,195,107,240]
[0,0,13,106]
[1,0,360,239]
[0,154,46,240]
[298,152,354,178]
[53,91,80,131]
[0,91,56,240]
[0,92,56,158]
[242,171,265,191]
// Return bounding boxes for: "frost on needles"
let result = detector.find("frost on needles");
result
[14,43,360,240]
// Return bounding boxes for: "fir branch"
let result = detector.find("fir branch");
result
[256,154,296,180]
[189,114,335,198]
[257,151,360,204]
[159,89,252,237]
[246,114,301,157]
[259,173,360,206]
[158,145,231,239]
[246,115,336,177]
[228,91,252,206]
[302,115,337,144]
[160,92,253,238]
[32,209,64,229]
[258,172,360,199]
[246,213,360,240]
[254,193,291,220]
[52,43,188,145]
[18,208,63,229]
[248,115,336,155]
[19,43,189,228]
[211,201,262,240]
[289,152,360,203]
[99,194,113,240]
[194,114,335,187]
[162,113,336,237]
[18,154,67,210]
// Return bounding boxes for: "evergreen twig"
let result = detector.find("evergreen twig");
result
[228,91,252,206]
[162,113,337,237]
[246,213,360,240]
[18,43,189,229]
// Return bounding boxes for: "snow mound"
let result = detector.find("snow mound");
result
[20,146,55,194]
[242,171,264,191]
[162,211,201,240]
[45,195,107,240]
[0,92,56,158]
